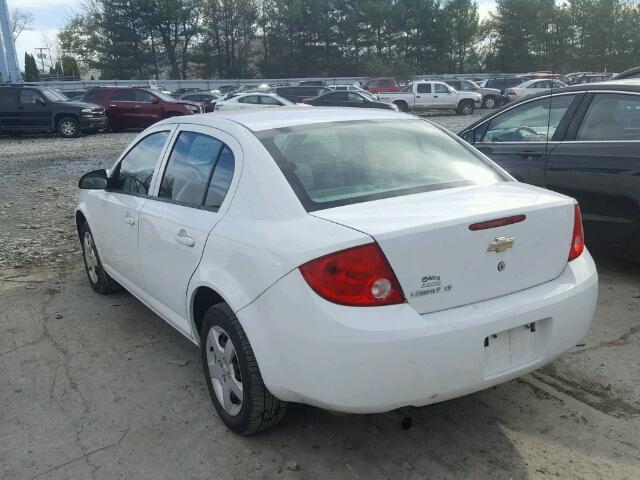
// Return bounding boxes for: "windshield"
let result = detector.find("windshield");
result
[42,88,70,102]
[258,119,505,211]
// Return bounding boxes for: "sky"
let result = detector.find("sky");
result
[8,0,497,69]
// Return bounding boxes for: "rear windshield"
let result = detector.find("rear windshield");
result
[257,119,506,211]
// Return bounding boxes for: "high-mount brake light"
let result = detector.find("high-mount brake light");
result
[469,215,526,231]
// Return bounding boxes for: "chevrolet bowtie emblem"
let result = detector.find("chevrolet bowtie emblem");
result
[488,236,514,253]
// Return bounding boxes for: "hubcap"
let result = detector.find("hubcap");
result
[206,326,243,416]
[485,98,495,108]
[61,121,76,136]
[463,105,472,114]
[83,232,99,284]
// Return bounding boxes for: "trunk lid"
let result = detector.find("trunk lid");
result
[311,183,575,314]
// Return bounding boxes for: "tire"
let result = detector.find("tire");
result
[200,303,287,435]
[58,116,80,138]
[457,101,474,115]
[482,96,497,109]
[394,101,408,112]
[80,222,120,294]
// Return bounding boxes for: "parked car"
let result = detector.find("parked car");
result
[76,107,597,434]
[571,73,613,84]
[212,85,239,95]
[179,92,220,113]
[505,78,568,101]
[214,92,300,111]
[83,86,201,131]
[613,66,640,80]
[0,84,107,138]
[326,85,378,100]
[483,77,526,95]
[298,80,326,86]
[304,90,398,110]
[443,79,505,109]
[173,87,203,96]
[57,89,88,101]
[378,81,482,114]
[362,77,402,94]
[459,79,640,260]
[275,86,331,103]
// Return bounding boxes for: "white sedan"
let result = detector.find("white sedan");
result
[213,92,304,111]
[76,108,597,434]
[506,78,568,100]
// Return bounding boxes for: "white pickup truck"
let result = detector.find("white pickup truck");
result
[378,81,482,115]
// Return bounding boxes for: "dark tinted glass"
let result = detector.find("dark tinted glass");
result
[204,147,235,209]
[111,89,137,101]
[159,132,223,205]
[260,95,281,105]
[0,89,16,106]
[84,90,107,102]
[329,92,348,101]
[577,93,640,141]
[136,91,155,102]
[114,131,169,194]
[239,95,260,104]
[417,83,431,93]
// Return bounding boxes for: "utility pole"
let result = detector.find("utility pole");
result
[34,47,50,73]
[0,0,21,82]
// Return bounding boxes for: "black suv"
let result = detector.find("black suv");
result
[0,84,108,138]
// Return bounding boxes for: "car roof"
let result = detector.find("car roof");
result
[158,107,409,132]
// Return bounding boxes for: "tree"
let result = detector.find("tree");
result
[10,8,34,41]
[23,53,40,81]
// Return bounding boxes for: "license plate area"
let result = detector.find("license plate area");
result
[483,319,549,378]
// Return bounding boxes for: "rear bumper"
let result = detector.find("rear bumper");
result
[80,116,108,131]
[238,252,598,413]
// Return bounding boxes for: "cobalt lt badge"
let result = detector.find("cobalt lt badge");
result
[497,261,506,272]
[487,236,514,253]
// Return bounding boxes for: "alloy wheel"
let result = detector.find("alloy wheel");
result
[61,120,76,137]
[206,325,243,416]
[83,231,99,284]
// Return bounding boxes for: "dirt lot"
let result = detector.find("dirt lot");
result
[1,114,639,480]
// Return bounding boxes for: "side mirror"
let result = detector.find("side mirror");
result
[36,97,46,105]
[151,96,160,104]
[462,130,476,144]
[79,169,108,189]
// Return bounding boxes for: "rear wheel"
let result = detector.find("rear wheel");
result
[81,222,120,294]
[394,101,408,112]
[200,303,287,435]
[58,116,80,138]
[457,101,474,115]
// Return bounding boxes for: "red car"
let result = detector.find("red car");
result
[82,87,201,131]
[362,77,402,94]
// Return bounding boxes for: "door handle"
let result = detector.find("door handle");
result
[125,217,135,225]
[520,151,543,159]
[109,104,118,108]
[434,95,439,98]
[134,105,142,108]
[416,95,421,98]
[175,230,195,247]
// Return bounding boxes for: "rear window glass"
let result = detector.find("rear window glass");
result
[258,120,505,211]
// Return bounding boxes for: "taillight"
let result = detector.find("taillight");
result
[568,204,585,261]
[299,243,405,306]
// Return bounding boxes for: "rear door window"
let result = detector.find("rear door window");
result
[84,90,107,102]
[113,131,170,195]
[238,95,260,104]
[417,83,431,93]
[577,94,640,141]
[260,96,282,105]
[158,132,223,206]
[0,88,16,108]
[111,90,137,102]
[204,147,235,209]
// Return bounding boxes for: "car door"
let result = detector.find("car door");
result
[89,127,174,290]
[17,89,52,129]
[138,125,239,335]
[545,92,640,247]
[107,89,137,128]
[315,91,347,106]
[414,83,433,109]
[134,90,163,126]
[471,94,579,186]
[432,83,456,108]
